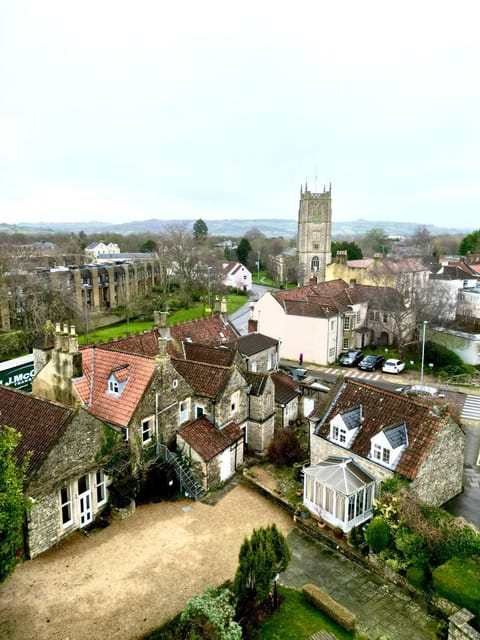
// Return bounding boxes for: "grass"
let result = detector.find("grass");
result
[78,294,249,345]
[256,586,354,640]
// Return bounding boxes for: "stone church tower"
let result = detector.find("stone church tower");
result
[297,182,332,285]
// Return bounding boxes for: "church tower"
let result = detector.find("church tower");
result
[297,182,332,286]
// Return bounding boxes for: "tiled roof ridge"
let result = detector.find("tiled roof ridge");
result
[343,376,433,408]
[1,384,75,414]
[171,356,231,372]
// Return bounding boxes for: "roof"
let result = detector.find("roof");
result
[243,371,269,396]
[0,386,74,476]
[303,457,375,495]
[171,358,233,397]
[271,280,403,318]
[178,416,243,462]
[182,342,236,366]
[227,332,278,356]
[170,315,238,348]
[270,371,300,405]
[316,378,449,480]
[73,347,156,429]
[383,422,408,448]
[100,330,160,357]
[340,405,362,430]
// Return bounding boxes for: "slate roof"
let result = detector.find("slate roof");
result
[316,377,448,480]
[0,386,74,476]
[171,358,232,398]
[270,371,300,405]
[178,416,243,462]
[340,405,362,430]
[384,422,408,448]
[73,347,156,429]
[227,332,278,356]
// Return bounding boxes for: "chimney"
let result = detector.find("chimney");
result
[61,323,69,352]
[153,311,161,327]
[158,337,168,358]
[214,296,221,313]
[220,296,228,314]
[68,325,78,354]
[54,322,62,350]
[336,250,347,265]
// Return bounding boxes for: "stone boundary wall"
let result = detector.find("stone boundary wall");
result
[448,609,480,640]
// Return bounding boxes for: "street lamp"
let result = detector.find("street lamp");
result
[207,266,212,310]
[420,321,427,389]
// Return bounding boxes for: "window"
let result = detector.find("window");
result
[311,256,319,273]
[373,444,390,464]
[383,313,388,324]
[343,338,349,350]
[96,471,107,506]
[195,405,204,418]
[330,320,335,330]
[60,486,73,527]
[369,310,379,321]
[231,391,239,414]
[328,347,336,358]
[251,361,257,372]
[109,380,119,393]
[180,400,189,423]
[344,317,351,330]
[332,425,346,444]
[141,417,153,444]
[356,310,361,323]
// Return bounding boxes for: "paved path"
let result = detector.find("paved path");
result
[282,528,441,640]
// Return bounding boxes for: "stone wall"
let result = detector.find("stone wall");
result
[411,418,465,507]
[448,609,480,640]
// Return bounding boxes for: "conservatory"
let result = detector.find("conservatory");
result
[303,457,375,533]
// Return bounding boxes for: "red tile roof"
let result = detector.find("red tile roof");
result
[178,416,243,462]
[316,378,448,480]
[170,315,238,348]
[99,331,160,357]
[0,386,73,475]
[182,342,236,366]
[74,347,156,429]
[271,371,301,405]
[171,358,232,397]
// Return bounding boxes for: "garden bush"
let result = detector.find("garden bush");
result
[406,564,428,589]
[432,556,480,619]
[365,517,392,553]
[267,428,304,466]
[302,583,356,632]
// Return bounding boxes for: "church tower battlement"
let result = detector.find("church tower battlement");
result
[297,182,332,285]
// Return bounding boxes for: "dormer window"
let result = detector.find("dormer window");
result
[329,405,363,448]
[107,364,130,397]
[370,422,407,469]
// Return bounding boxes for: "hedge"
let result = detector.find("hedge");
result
[432,556,480,618]
[302,583,356,632]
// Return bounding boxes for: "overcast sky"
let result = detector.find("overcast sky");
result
[1,1,478,229]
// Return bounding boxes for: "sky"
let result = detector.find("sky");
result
[0,1,479,229]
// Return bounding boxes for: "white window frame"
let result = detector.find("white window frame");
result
[141,416,153,445]
[96,471,107,507]
[344,316,351,330]
[332,425,347,444]
[109,379,119,394]
[60,485,73,528]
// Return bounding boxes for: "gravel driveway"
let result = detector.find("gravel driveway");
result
[0,483,294,640]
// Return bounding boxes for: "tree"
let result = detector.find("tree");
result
[360,228,391,256]
[331,240,363,260]
[193,218,208,242]
[233,524,291,610]
[459,229,480,256]
[178,585,242,640]
[140,239,157,253]
[236,238,252,266]
[0,425,29,583]
[408,225,432,255]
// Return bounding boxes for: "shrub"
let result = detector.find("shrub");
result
[432,556,480,619]
[302,583,356,631]
[177,585,242,640]
[394,526,426,565]
[406,564,427,589]
[365,517,392,553]
[267,428,304,466]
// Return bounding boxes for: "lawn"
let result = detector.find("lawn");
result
[255,586,353,640]
[78,294,249,345]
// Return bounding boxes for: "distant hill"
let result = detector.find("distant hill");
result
[0,218,473,238]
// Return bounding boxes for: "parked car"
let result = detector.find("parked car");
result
[339,349,364,367]
[358,354,385,371]
[382,358,405,374]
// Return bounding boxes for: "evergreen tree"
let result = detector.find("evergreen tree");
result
[459,229,480,256]
[331,240,363,260]
[0,426,29,583]
[233,524,291,608]
[193,218,208,241]
[236,238,252,266]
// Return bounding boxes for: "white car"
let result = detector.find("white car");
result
[382,358,405,374]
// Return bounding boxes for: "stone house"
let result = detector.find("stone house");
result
[0,385,109,558]
[177,416,244,490]
[270,370,301,427]
[85,241,120,259]
[251,279,411,366]
[305,378,464,532]
[242,371,275,454]
[226,332,280,373]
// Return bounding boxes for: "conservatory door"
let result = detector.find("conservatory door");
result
[78,474,93,527]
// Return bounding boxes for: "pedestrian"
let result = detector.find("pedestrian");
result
[299,353,303,366]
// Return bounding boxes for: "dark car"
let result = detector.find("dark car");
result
[358,354,385,371]
[339,349,364,367]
